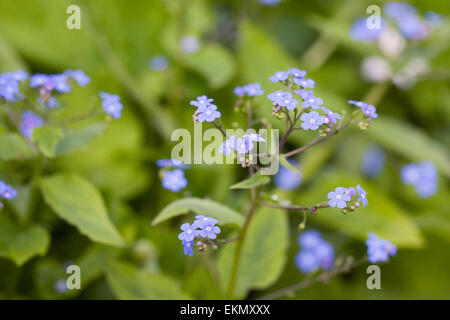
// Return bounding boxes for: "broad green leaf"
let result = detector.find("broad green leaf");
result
[55,123,106,156]
[0,133,34,160]
[297,172,425,248]
[230,173,270,189]
[0,215,50,266]
[217,207,289,298]
[40,173,125,247]
[151,197,244,227]
[32,126,63,157]
[106,261,190,300]
[367,117,450,178]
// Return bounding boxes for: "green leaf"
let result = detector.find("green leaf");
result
[367,117,450,178]
[298,172,425,248]
[55,123,106,156]
[0,215,50,266]
[32,126,63,157]
[152,197,244,227]
[40,173,125,247]
[230,173,270,189]
[106,261,190,300]
[0,133,34,160]
[217,207,289,298]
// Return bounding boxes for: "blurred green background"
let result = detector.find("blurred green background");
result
[0,0,449,299]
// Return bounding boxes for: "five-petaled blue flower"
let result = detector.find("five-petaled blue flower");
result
[234,82,264,97]
[235,136,254,154]
[267,90,290,102]
[288,68,307,79]
[190,95,214,110]
[269,71,289,82]
[300,111,325,130]
[162,169,187,192]
[401,161,438,198]
[327,187,351,209]
[294,78,315,88]
[295,230,335,274]
[321,107,341,124]
[366,233,397,263]
[301,91,323,109]
[178,223,198,242]
[20,111,43,138]
[0,181,17,200]
[197,104,221,122]
[275,95,298,111]
[100,92,123,119]
[64,69,90,86]
[274,161,302,191]
[361,146,385,178]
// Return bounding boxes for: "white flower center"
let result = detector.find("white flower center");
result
[206,227,211,231]
[336,195,341,199]
[206,110,211,115]
[187,230,192,234]
[309,119,315,124]
[285,99,289,104]
[309,99,314,103]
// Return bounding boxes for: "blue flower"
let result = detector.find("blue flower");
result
[190,95,214,110]
[401,161,438,198]
[64,69,90,86]
[347,100,368,108]
[234,83,264,97]
[219,135,238,155]
[274,161,302,190]
[267,90,290,102]
[275,95,298,111]
[425,11,442,28]
[320,107,341,124]
[0,181,17,200]
[384,2,417,20]
[0,78,20,102]
[197,104,221,122]
[301,91,323,109]
[29,74,50,88]
[348,100,377,118]
[100,92,123,119]
[182,240,194,256]
[259,0,281,6]
[156,159,188,169]
[300,111,325,130]
[162,169,187,192]
[288,68,307,79]
[243,133,266,143]
[295,230,335,273]
[361,146,385,178]
[327,187,351,209]
[269,71,289,82]
[193,215,218,228]
[295,250,320,274]
[38,96,59,109]
[366,233,397,263]
[235,136,254,154]
[356,184,368,207]
[198,223,221,239]
[298,230,323,249]
[350,17,385,42]
[178,223,198,242]
[149,55,169,71]
[294,78,315,88]
[2,70,28,82]
[396,14,429,40]
[20,111,43,138]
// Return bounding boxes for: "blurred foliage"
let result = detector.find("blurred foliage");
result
[0,0,449,300]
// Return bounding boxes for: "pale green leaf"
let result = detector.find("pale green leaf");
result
[32,126,63,157]
[106,261,190,300]
[230,173,270,189]
[40,173,125,247]
[151,197,244,227]
[217,207,289,298]
[0,133,35,160]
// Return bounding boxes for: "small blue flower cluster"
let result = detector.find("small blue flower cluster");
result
[0,180,17,202]
[2,69,123,140]
[295,230,335,274]
[347,100,378,119]
[366,233,397,263]
[401,161,438,198]
[219,133,265,168]
[190,95,221,123]
[327,185,368,212]
[267,68,342,132]
[274,161,302,191]
[234,82,264,98]
[178,215,221,256]
[259,0,281,6]
[0,70,28,102]
[351,2,442,42]
[361,146,385,178]
[157,159,188,192]
[99,92,123,119]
